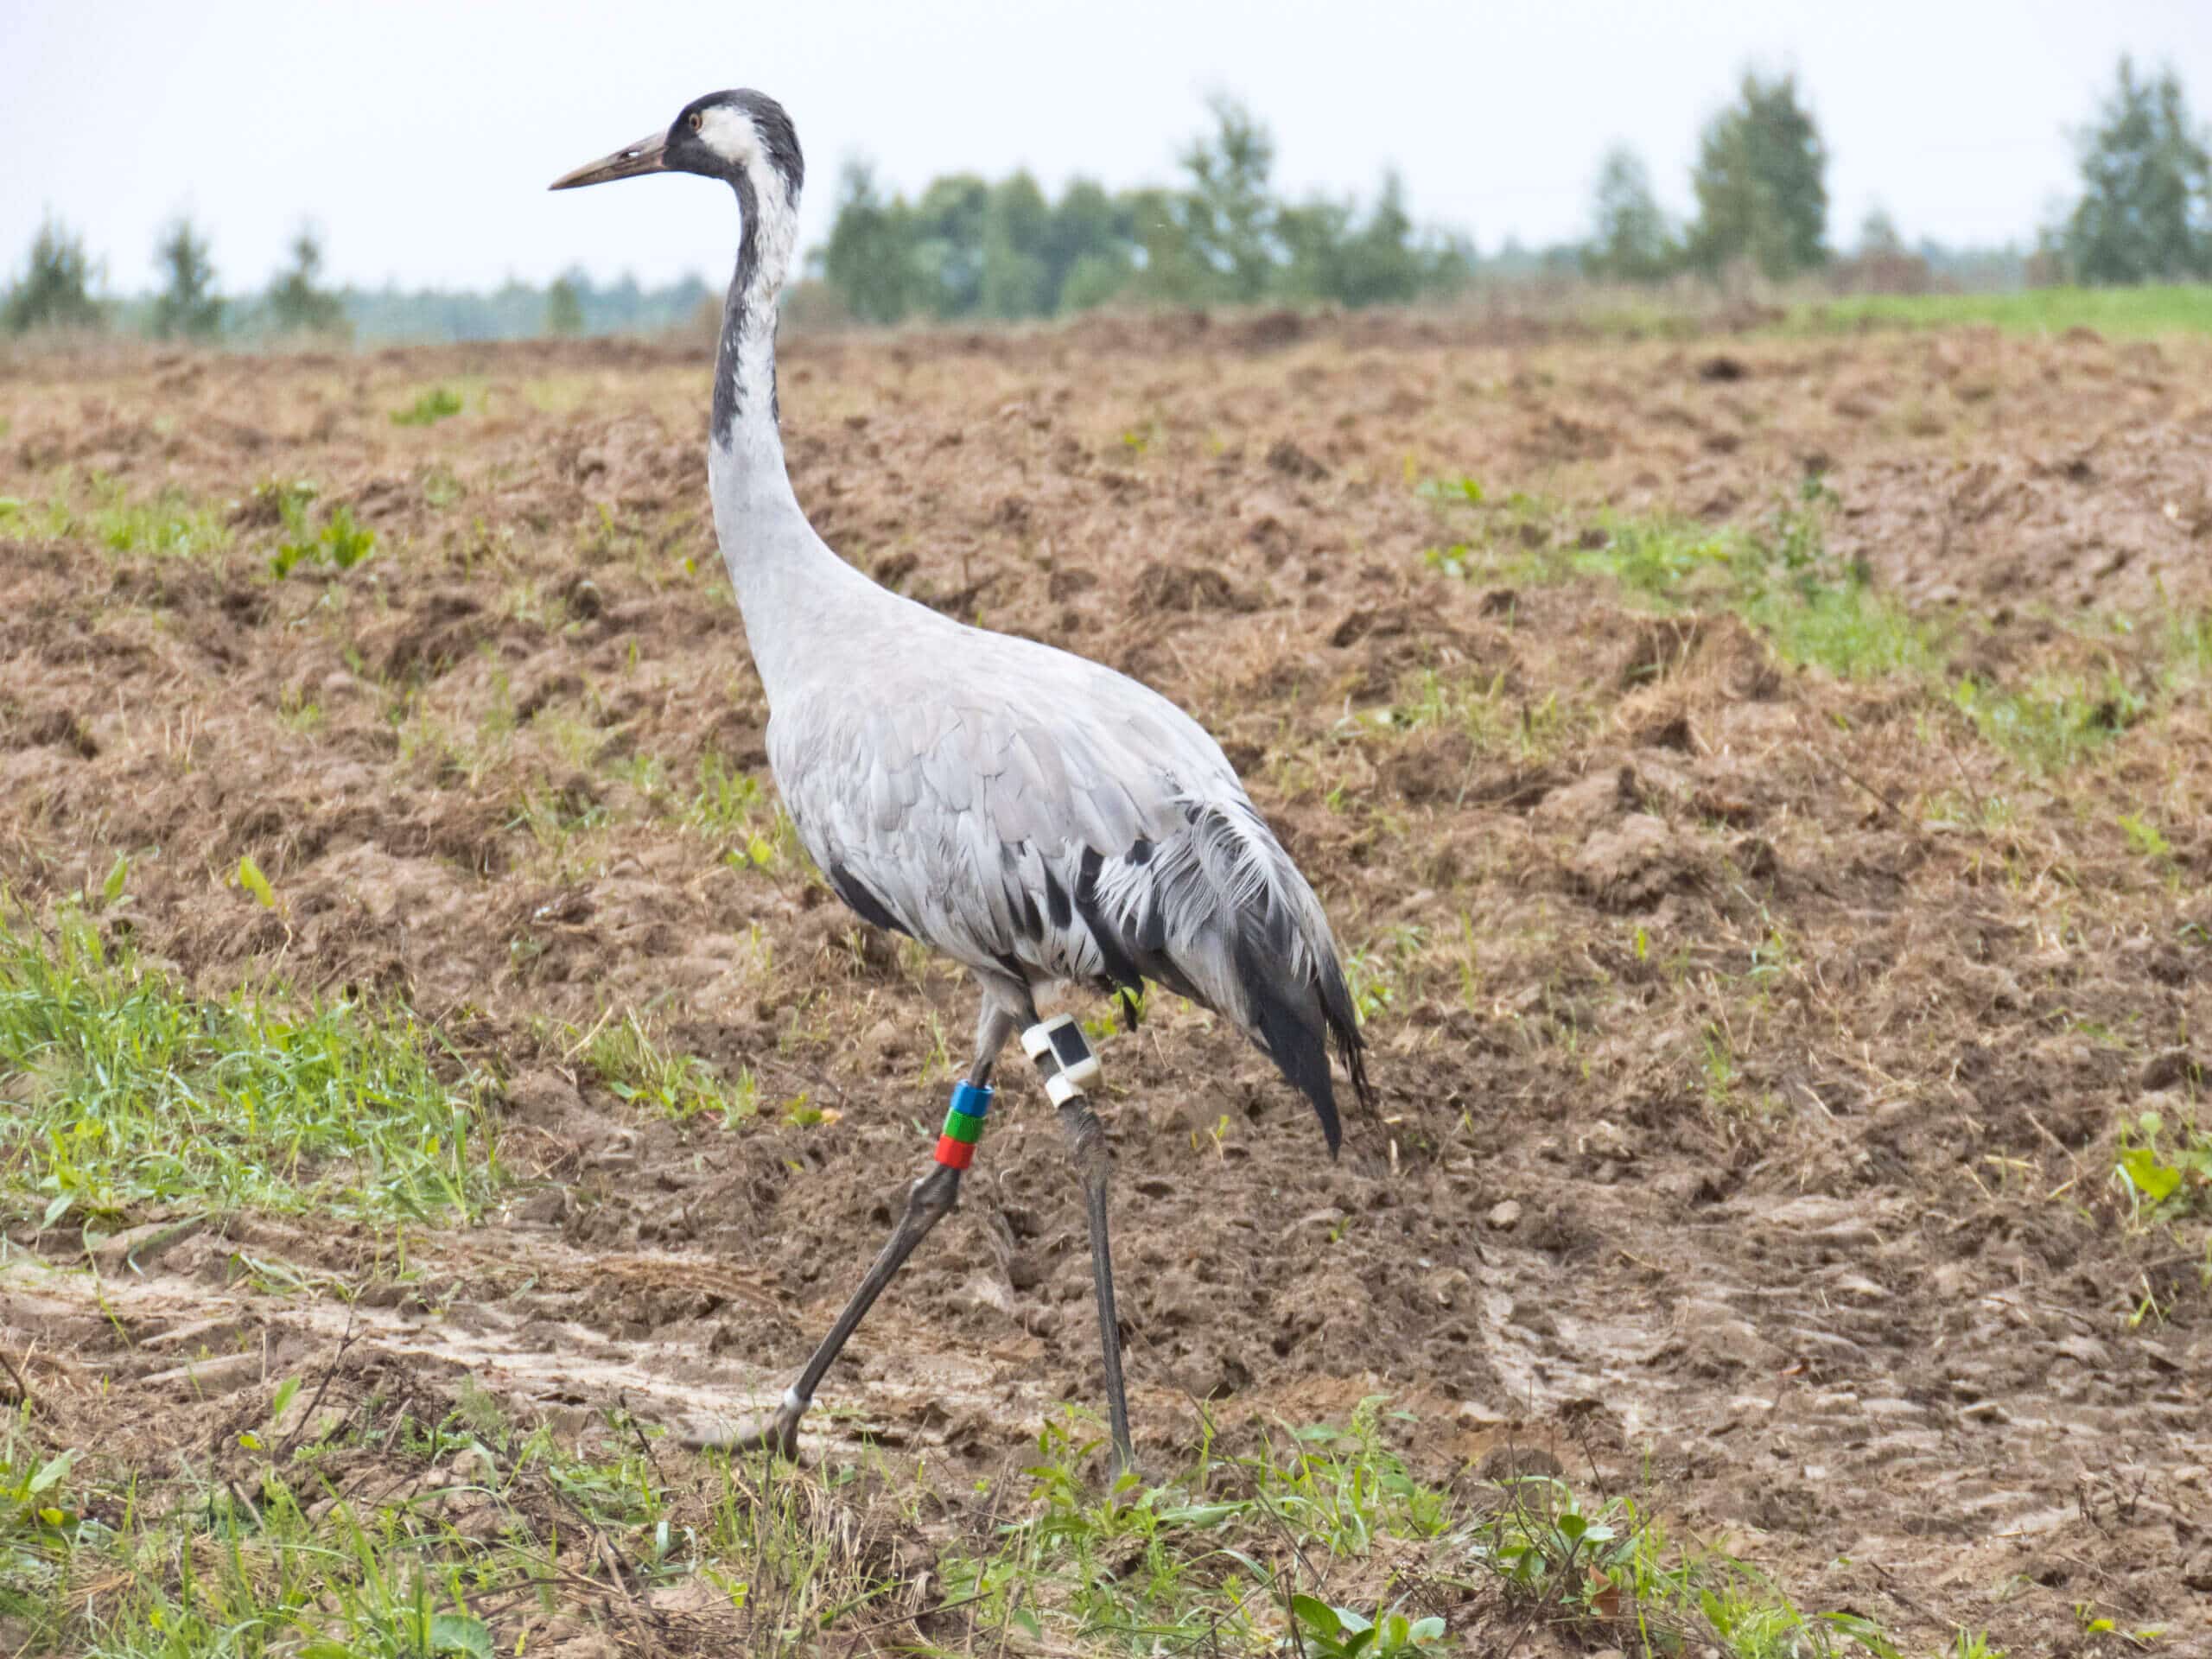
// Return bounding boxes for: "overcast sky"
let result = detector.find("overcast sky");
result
[5,0,2210,296]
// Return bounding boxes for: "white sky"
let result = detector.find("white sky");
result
[4,0,2209,295]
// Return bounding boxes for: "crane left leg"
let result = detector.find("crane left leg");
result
[1057,1095,1136,1478]
[683,1001,1020,1456]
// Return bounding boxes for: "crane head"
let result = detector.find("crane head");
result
[550,89,803,202]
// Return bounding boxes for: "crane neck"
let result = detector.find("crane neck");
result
[708,160,872,704]
[712,166,798,461]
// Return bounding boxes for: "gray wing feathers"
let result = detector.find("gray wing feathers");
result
[768,626,1370,1147]
[776,658,1301,989]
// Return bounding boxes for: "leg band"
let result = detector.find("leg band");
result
[1021,1014,1101,1105]
[934,1080,993,1167]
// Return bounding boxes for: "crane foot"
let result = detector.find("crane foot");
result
[678,1394,805,1458]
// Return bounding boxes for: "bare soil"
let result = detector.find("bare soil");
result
[3,314,2209,1653]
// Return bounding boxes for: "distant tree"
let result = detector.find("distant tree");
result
[266,226,347,336]
[1416,227,1478,298]
[544,272,586,335]
[2,215,102,334]
[1855,206,1905,257]
[1124,184,1214,305]
[1686,71,1830,279]
[2062,56,2212,284]
[821,162,922,323]
[1274,195,1355,302]
[1583,145,1677,282]
[2024,226,2071,289]
[912,173,991,318]
[1277,172,1439,308]
[1342,171,1426,306]
[1058,253,1131,313]
[1175,96,1279,302]
[1839,204,1932,295]
[980,171,1052,319]
[1042,179,1130,311]
[149,217,223,340]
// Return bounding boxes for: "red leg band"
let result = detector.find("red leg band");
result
[933,1134,976,1170]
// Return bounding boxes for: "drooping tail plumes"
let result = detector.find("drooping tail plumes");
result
[1079,793,1375,1155]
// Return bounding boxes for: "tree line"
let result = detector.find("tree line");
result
[814,97,1475,323]
[6,54,2209,341]
[0,214,714,344]
[1584,56,2212,288]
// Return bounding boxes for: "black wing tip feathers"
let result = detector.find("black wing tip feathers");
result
[1238,941,1362,1158]
[1313,952,1376,1159]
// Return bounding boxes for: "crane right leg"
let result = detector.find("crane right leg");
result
[683,1000,1019,1455]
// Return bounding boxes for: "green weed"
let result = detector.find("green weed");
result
[689,755,767,835]
[2114,1109,2211,1217]
[2117,812,2173,863]
[687,756,790,868]
[580,1009,756,1128]
[270,489,376,577]
[941,1400,1459,1651]
[391,386,465,427]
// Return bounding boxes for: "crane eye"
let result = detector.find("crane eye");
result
[688,111,703,133]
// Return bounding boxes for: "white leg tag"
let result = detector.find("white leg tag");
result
[1022,1014,1102,1095]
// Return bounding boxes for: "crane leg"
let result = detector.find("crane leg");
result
[1057,1096,1136,1478]
[685,1001,1019,1456]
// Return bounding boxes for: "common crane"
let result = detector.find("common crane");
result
[552,90,1373,1473]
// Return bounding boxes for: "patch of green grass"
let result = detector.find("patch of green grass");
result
[1414,476,2210,783]
[510,779,608,853]
[939,1402,1459,1652]
[0,1389,1902,1659]
[1466,1473,1896,1657]
[1343,924,1429,1023]
[1741,572,1942,680]
[1420,479,1944,683]
[1794,283,2212,340]
[578,1008,756,1127]
[0,1384,889,1659]
[1948,670,2145,774]
[1370,666,1581,768]
[391,386,465,427]
[2161,604,2212,688]
[935,1400,1897,1658]
[0,911,498,1228]
[2117,812,2173,863]
[0,474,229,559]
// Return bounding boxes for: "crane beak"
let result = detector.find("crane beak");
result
[549,131,671,191]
